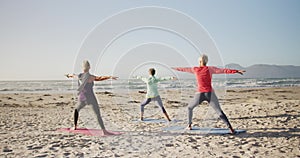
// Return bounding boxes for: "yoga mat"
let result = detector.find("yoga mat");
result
[132,118,167,123]
[162,126,246,134]
[57,128,123,136]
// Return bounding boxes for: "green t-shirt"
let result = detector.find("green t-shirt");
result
[137,76,173,98]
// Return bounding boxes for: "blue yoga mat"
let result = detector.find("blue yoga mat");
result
[132,118,167,123]
[162,126,246,134]
[132,118,183,123]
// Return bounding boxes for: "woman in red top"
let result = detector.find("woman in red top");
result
[173,54,245,134]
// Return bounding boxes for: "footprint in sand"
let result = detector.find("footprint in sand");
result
[2,147,13,152]
[63,152,71,157]
[34,154,48,157]
[27,145,43,150]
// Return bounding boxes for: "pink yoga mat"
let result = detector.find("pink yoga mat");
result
[57,128,123,136]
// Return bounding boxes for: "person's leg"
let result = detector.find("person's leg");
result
[91,100,116,135]
[208,92,235,134]
[140,98,151,120]
[74,109,79,129]
[187,93,205,129]
[73,101,86,129]
[91,102,106,130]
[154,96,171,121]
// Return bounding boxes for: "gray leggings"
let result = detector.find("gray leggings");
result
[188,92,232,128]
[76,101,105,129]
[140,95,167,113]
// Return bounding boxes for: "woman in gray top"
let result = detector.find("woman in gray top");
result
[66,60,117,134]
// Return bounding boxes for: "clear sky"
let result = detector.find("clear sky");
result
[0,0,299,80]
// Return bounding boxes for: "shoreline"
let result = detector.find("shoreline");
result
[0,85,299,95]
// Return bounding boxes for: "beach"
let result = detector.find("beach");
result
[0,87,299,157]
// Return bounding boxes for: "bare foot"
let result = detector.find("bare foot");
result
[102,129,115,136]
[229,127,236,134]
[186,124,192,130]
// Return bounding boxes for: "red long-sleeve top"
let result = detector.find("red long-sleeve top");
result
[174,66,238,92]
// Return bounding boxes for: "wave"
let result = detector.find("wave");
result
[0,78,299,93]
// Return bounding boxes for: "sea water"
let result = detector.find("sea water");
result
[0,78,299,94]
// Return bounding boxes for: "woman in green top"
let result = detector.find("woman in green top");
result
[137,68,177,121]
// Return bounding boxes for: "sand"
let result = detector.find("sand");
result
[0,87,299,157]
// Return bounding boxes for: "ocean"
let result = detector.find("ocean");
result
[0,78,299,94]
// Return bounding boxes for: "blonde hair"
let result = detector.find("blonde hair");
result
[82,60,90,71]
[199,54,208,65]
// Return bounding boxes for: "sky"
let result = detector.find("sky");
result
[0,0,299,80]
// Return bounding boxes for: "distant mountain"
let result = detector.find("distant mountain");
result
[225,63,300,78]
[225,63,245,70]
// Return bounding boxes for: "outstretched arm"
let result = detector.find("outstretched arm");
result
[157,76,178,82]
[95,76,118,81]
[236,70,246,75]
[65,74,78,79]
[210,67,245,75]
[172,67,194,74]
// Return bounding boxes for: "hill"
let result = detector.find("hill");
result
[225,63,300,78]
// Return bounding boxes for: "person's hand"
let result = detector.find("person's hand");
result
[237,70,246,75]
[172,77,178,80]
[65,74,70,78]
[110,76,118,80]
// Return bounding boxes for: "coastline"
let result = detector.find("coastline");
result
[0,87,299,157]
